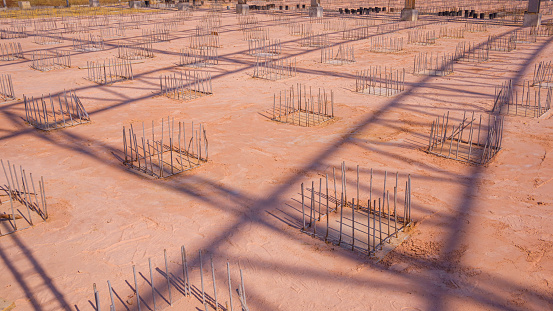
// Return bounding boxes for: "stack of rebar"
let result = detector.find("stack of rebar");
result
[72,34,105,52]
[533,61,553,88]
[455,41,490,63]
[248,39,281,57]
[407,29,437,45]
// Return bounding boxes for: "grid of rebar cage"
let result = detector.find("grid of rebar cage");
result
[320,44,355,65]
[407,29,437,45]
[368,35,404,53]
[24,90,90,131]
[427,111,504,165]
[455,41,490,63]
[0,74,15,103]
[142,26,170,43]
[86,58,133,85]
[271,83,334,127]
[511,28,537,44]
[1,160,48,237]
[0,42,23,61]
[533,61,553,88]
[122,119,208,179]
[464,21,487,33]
[300,32,330,48]
[117,39,154,60]
[530,25,553,37]
[30,49,71,72]
[0,26,27,39]
[493,80,552,118]
[247,39,281,57]
[179,46,218,67]
[243,26,269,41]
[253,56,297,81]
[159,71,213,101]
[488,34,516,52]
[439,26,465,39]
[355,67,406,97]
[413,52,454,76]
[342,26,370,41]
[296,162,412,256]
[72,34,105,52]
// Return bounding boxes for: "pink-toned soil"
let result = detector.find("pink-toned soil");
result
[1,6,553,311]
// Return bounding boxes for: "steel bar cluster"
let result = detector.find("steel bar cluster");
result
[355,67,406,97]
[493,80,552,118]
[407,29,437,45]
[0,26,27,39]
[0,159,48,237]
[33,30,64,45]
[24,90,90,131]
[271,83,334,127]
[0,42,23,61]
[298,162,412,255]
[368,35,404,53]
[300,32,330,48]
[30,49,71,72]
[413,52,454,76]
[428,111,504,165]
[92,246,250,311]
[439,26,465,39]
[511,28,537,44]
[253,56,297,80]
[342,26,370,40]
[455,41,490,63]
[488,34,517,52]
[86,58,133,85]
[0,74,15,102]
[530,25,553,37]
[243,26,269,41]
[117,38,154,60]
[72,34,105,52]
[123,118,208,178]
[142,26,170,43]
[248,39,281,57]
[533,61,553,88]
[179,46,218,67]
[289,22,312,36]
[159,71,213,101]
[320,44,355,65]
[464,21,487,33]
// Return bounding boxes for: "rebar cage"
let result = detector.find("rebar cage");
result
[123,118,208,179]
[293,162,413,256]
[0,159,48,237]
[24,90,90,131]
[427,111,504,165]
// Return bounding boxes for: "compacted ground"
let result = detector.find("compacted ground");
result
[0,5,553,311]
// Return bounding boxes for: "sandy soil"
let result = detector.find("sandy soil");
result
[1,5,553,311]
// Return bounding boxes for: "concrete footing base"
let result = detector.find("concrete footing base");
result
[400,8,418,21]
[309,6,323,17]
[236,3,249,15]
[523,12,541,27]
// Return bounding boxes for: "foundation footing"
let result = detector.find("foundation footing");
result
[309,6,323,17]
[236,3,249,15]
[523,12,541,27]
[401,8,418,21]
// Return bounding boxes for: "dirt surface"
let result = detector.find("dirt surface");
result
[1,5,553,311]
